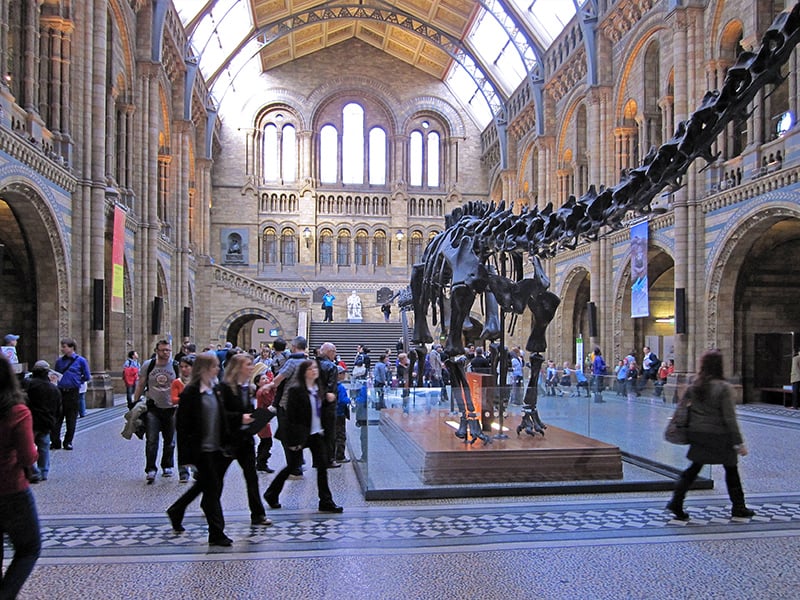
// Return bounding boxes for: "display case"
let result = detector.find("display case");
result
[345,376,712,500]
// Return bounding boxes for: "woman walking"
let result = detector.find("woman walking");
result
[168,353,235,545]
[215,353,271,526]
[0,354,41,598]
[263,360,343,513]
[666,349,755,521]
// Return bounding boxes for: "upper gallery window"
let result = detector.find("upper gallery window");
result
[318,102,389,187]
[260,111,298,184]
[409,120,442,189]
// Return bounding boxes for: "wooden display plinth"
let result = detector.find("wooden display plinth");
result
[379,408,623,484]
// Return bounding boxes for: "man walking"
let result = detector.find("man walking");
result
[53,338,91,450]
[133,340,179,483]
[316,342,341,468]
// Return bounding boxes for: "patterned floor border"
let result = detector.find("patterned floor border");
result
[29,494,800,562]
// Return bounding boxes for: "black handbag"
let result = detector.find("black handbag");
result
[665,389,693,445]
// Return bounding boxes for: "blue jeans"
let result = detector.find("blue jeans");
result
[145,405,176,473]
[0,488,41,600]
[31,432,51,480]
[126,385,137,409]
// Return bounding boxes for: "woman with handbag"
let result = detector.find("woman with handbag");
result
[666,349,755,521]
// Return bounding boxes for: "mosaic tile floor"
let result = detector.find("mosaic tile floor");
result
[36,496,800,561]
[7,396,800,599]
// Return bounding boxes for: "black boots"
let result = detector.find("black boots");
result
[665,499,690,521]
[726,467,756,518]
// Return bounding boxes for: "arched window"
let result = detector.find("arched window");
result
[337,231,351,266]
[342,103,364,184]
[259,110,299,184]
[263,123,279,181]
[409,231,424,265]
[316,100,392,189]
[427,131,440,187]
[354,230,369,266]
[409,131,423,186]
[281,124,297,182]
[369,127,386,185]
[262,227,277,264]
[319,229,334,266]
[373,231,387,267]
[280,229,296,266]
[320,125,338,183]
[409,119,444,189]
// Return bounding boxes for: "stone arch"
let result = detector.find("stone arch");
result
[705,200,800,360]
[398,96,466,138]
[0,170,71,354]
[216,307,286,347]
[613,24,667,123]
[308,78,400,133]
[247,90,309,130]
[611,236,675,364]
[555,263,591,363]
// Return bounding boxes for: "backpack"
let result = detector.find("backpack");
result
[648,354,662,377]
[122,365,139,386]
[271,351,288,376]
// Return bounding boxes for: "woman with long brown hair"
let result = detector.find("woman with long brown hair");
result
[0,354,41,596]
[667,349,755,521]
[216,353,271,526]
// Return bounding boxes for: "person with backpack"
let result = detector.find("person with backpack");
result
[133,340,180,484]
[122,350,140,409]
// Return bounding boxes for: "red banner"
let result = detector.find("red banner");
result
[111,206,125,313]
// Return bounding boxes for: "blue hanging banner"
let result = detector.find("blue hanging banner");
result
[630,221,649,318]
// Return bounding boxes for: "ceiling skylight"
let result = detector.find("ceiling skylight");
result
[467,9,527,95]
[509,0,580,49]
[445,63,494,129]
[171,1,583,126]
[175,0,258,102]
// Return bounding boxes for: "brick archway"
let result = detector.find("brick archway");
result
[0,173,70,358]
[705,200,800,374]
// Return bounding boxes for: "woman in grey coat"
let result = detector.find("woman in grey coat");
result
[666,349,755,521]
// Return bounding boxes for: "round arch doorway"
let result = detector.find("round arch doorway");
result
[217,309,288,352]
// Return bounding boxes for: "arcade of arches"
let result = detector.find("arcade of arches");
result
[0,0,798,407]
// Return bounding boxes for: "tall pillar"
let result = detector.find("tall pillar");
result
[22,0,39,114]
[197,157,213,257]
[587,89,602,186]
[667,7,691,383]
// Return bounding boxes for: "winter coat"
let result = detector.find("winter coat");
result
[686,379,743,466]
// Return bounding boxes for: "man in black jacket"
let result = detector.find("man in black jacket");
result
[25,360,62,482]
[316,342,341,468]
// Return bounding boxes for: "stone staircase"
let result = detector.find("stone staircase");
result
[308,320,404,365]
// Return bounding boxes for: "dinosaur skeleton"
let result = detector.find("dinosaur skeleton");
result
[402,3,800,444]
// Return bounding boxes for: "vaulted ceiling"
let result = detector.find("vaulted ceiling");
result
[250,0,478,79]
[176,0,586,127]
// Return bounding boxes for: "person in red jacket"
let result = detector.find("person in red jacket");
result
[0,354,41,598]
